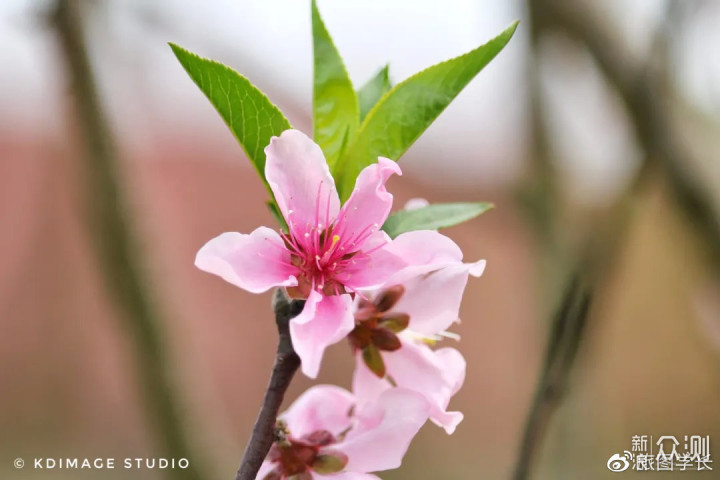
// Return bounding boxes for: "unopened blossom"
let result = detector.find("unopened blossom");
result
[195,129,422,378]
[402,197,429,211]
[257,385,430,480]
[349,230,485,434]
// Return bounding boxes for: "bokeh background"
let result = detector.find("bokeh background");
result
[2,0,720,479]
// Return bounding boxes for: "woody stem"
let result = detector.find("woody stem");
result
[235,289,305,480]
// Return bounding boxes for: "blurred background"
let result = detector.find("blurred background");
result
[2,0,720,479]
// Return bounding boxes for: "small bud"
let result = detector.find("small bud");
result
[348,323,373,350]
[273,419,290,447]
[374,285,405,312]
[379,313,410,333]
[312,449,349,474]
[371,328,402,351]
[362,344,386,378]
[353,304,377,322]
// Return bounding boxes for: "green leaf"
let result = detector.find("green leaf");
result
[382,202,494,238]
[336,22,518,199]
[357,65,391,121]
[312,0,359,172]
[169,43,291,196]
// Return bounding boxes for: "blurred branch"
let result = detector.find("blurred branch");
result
[512,175,640,479]
[515,2,565,296]
[516,0,559,254]
[51,2,204,479]
[512,277,592,480]
[534,0,720,269]
[513,1,720,477]
[235,289,304,480]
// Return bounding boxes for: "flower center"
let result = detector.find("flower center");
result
[283,223,357,298]
[282,183,383,299]
[347,285,410,378]
[263,425,348,480]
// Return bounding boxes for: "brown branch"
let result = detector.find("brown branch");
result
[236,289,304,480]
[51,2,203,479]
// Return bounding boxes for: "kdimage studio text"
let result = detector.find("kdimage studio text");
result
[31,457,190,469]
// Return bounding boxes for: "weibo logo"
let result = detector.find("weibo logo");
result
[607,451,633,472]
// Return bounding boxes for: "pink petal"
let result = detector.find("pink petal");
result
[281,385,356,438]
[314,473,380,480]
[265,130,340,238]
[384,230,464,267]
[389,263,473,336]
[337,388,430,472]
[433,347,466,397]
[290,290,355,378]
[195,228,298,293]
[256,461,276,479]
[378,231,486,335]
[335,157,401,248]
[351,351,392,404]
[426,347,466,433]
[353,341,466,435]
[468,258,487,277]
[339,232,406,291]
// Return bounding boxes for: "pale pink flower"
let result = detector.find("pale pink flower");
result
[196,129,413,378]
[257,385,430,480]
[349,231,485,434]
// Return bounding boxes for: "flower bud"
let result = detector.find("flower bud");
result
[311,449,349,474]
[362,344,386,378]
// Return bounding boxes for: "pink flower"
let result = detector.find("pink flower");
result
[349,231,485,434]
[257,385,430,480]
[195,129,410,378]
